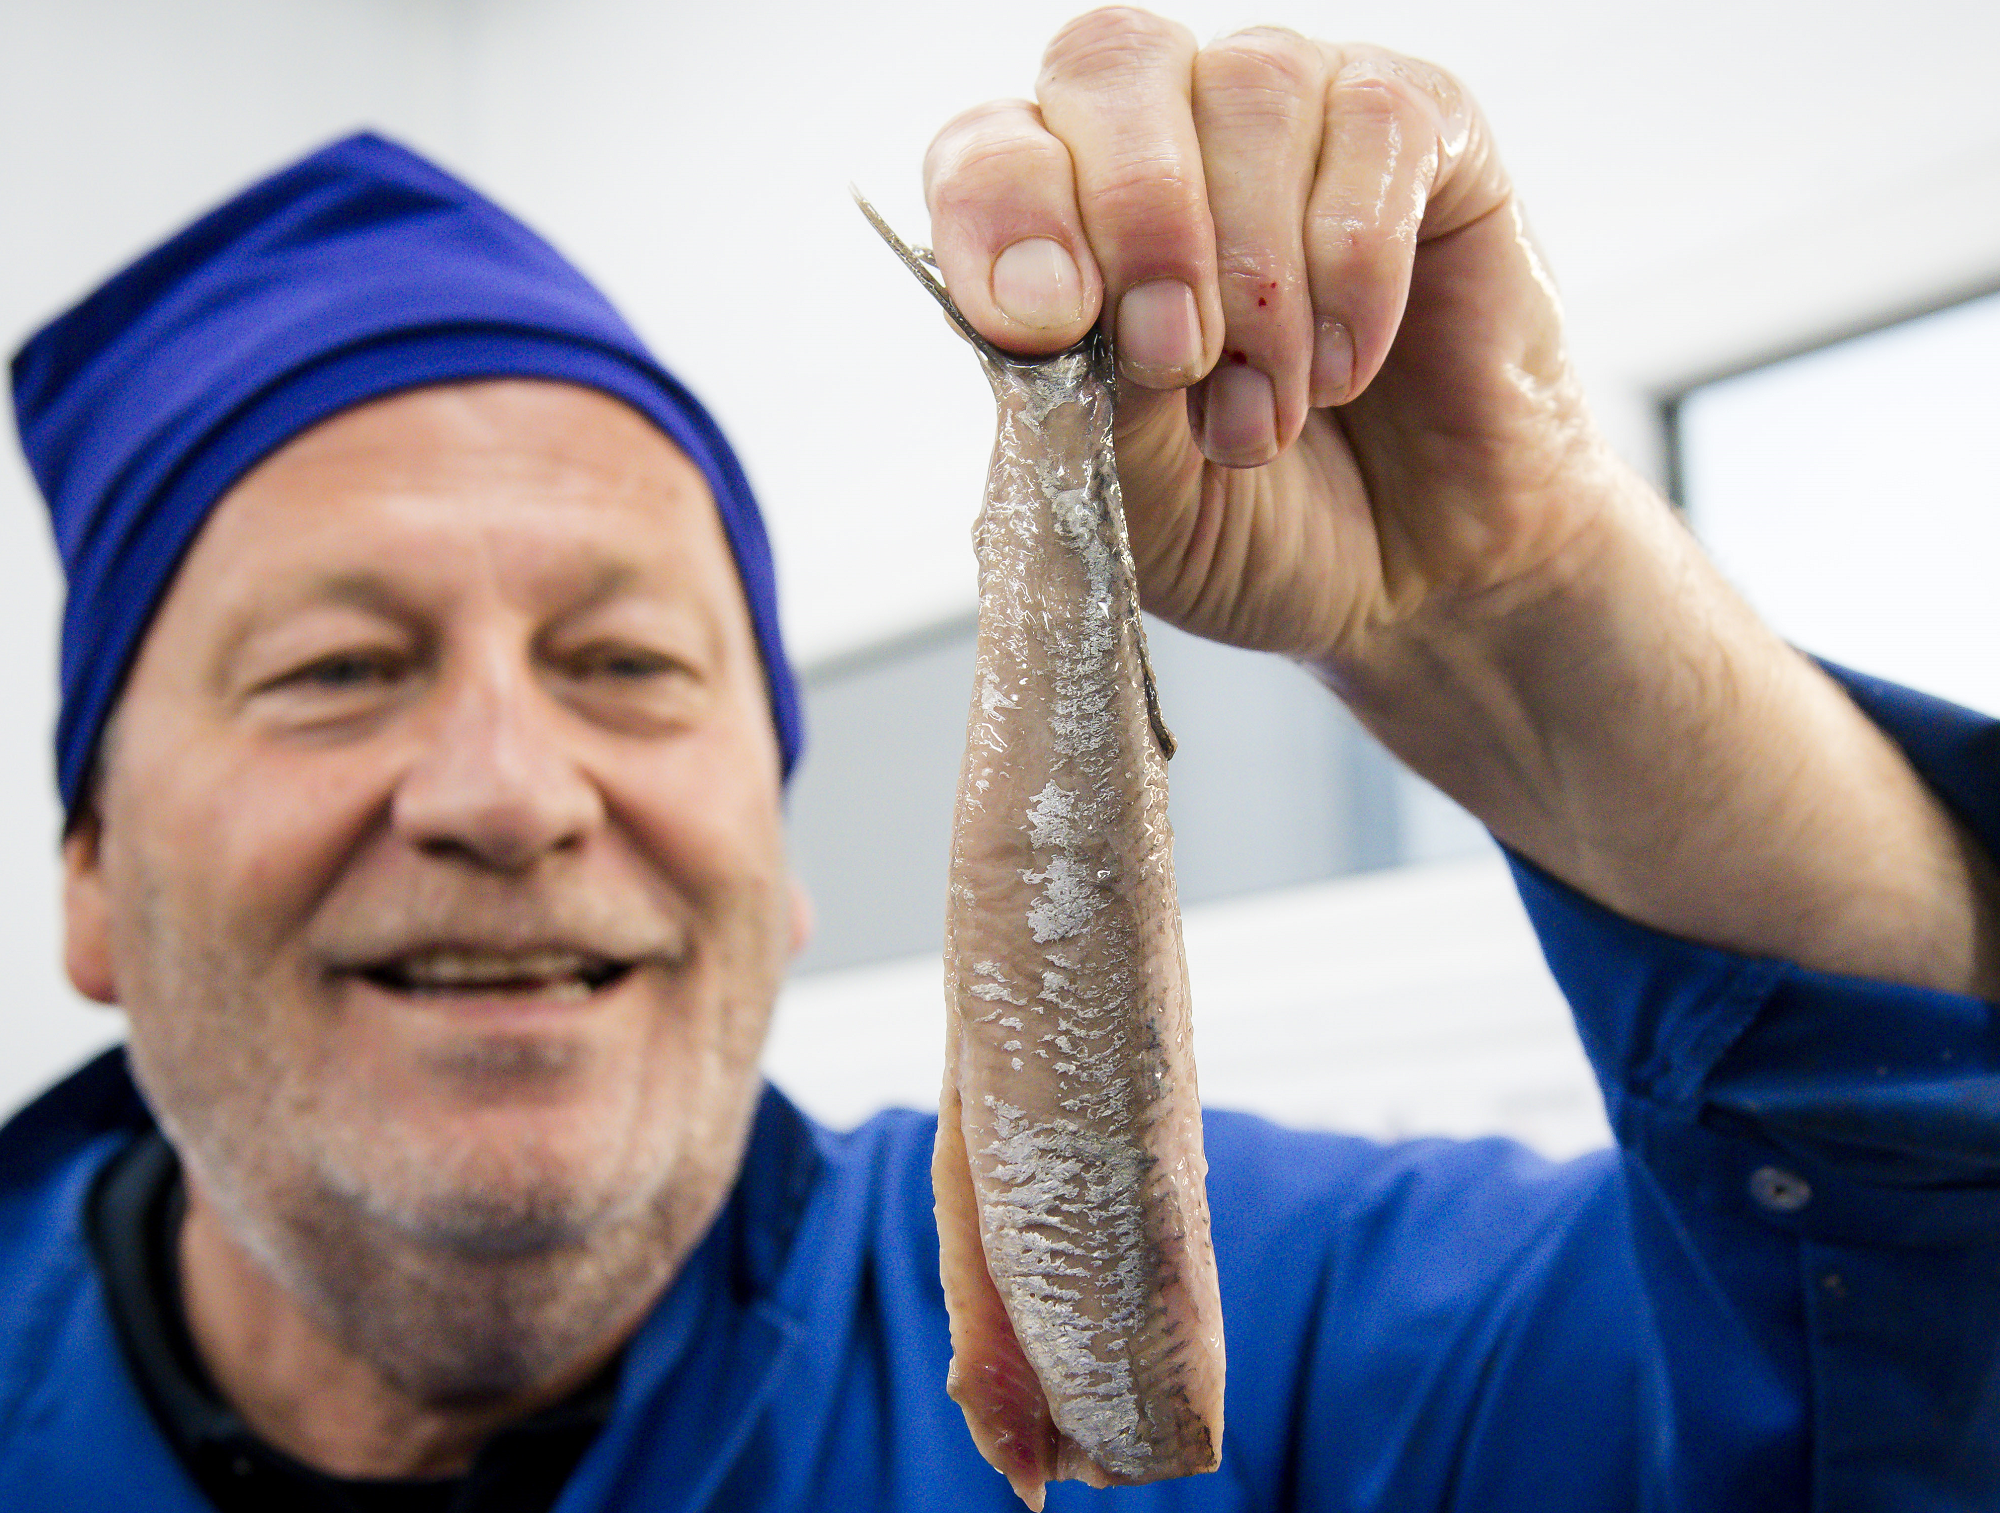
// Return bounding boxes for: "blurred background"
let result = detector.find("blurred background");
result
[4,0,1998,1152]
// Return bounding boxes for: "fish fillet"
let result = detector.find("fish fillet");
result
[857,196,1224,1509]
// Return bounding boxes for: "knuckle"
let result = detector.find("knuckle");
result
[1216,245,1301,315]
[1091,151,1205,232]
[924,101,1058,197]
[1305,200,1412,275]
[1329,72,1407,131]
[1217,243,1285,287]
[1331,47,1463,125]
[929,98,1041,159]
[1041,6,1195,89]
[1384,53,1468,114]
[1198,25,1323,100]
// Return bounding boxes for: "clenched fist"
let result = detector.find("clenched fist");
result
[924,8,1602,667]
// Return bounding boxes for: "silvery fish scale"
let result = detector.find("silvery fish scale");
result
[856,195,1223,1509]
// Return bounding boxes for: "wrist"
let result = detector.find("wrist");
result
[1310,441,1666,735]
[1315,468,2000,997]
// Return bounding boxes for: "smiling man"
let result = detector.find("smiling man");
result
[10,134,829,1507]
[8,10,2000,1513]
[72,379,801,1477]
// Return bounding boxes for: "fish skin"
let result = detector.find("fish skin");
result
[942,327,1223,1505]
[854,194,1223,1505]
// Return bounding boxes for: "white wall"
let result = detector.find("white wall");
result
[4,0,1999,1117]
[1681,289,2000,716]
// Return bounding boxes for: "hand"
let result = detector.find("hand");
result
[923,8,1607,667]
[924,7,2000,998]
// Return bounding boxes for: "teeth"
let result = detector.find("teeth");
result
[387,949,608,991]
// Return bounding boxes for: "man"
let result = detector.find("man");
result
[5,9,1998,1510]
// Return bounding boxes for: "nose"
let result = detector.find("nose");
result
[392,646,603,872]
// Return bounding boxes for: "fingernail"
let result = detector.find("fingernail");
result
[991,238,1085,330]
[1311,318,1355,406]
[1201,361,1277,466]
[1117,279,1202,382]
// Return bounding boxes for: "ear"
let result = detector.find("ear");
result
[62,810,118,1005]
[787,876,815,959]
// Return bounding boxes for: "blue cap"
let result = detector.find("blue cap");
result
[11,132,802,817]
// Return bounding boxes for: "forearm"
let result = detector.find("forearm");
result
[917,12,2000,998]
[1325,450,2000,999]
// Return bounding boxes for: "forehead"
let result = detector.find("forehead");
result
[162,379,746,625]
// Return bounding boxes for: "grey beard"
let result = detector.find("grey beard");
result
[165,1082,750,1406]
[114,847,784,1408]
[273,1189,677,1402]
[170,1122,720,1405]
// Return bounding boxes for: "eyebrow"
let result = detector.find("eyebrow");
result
[214,557,680,676]
[302,573,421,617]
[241,558,645,626]
[206,574,412,689]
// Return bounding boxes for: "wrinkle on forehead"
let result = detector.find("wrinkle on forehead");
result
[250,379,707,500]
[141,380,755,696]
[205,381,731,595]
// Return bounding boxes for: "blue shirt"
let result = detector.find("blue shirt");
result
[2,663,1995,1510]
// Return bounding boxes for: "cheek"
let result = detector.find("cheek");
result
[191,746,388,915]
[609,725,792,1077]
[613,718,788,895]
[100,733,393,1010]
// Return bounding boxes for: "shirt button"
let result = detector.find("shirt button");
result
[1749,1164,1811,1213]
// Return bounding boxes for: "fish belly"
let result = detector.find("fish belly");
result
[936,340,1224,1510]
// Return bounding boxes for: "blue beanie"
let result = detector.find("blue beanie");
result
[10,132,802,817]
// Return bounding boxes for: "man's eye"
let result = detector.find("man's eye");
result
[558,644,705,729]
[289,652,402,689]
[570,646,679,680]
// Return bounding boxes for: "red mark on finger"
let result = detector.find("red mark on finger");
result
[1256,297,1267,307]
[1228,349,1248,365]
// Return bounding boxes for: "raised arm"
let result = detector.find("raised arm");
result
[923,7,2000,997]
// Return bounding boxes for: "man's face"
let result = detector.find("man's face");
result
[66,380,800,1335]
